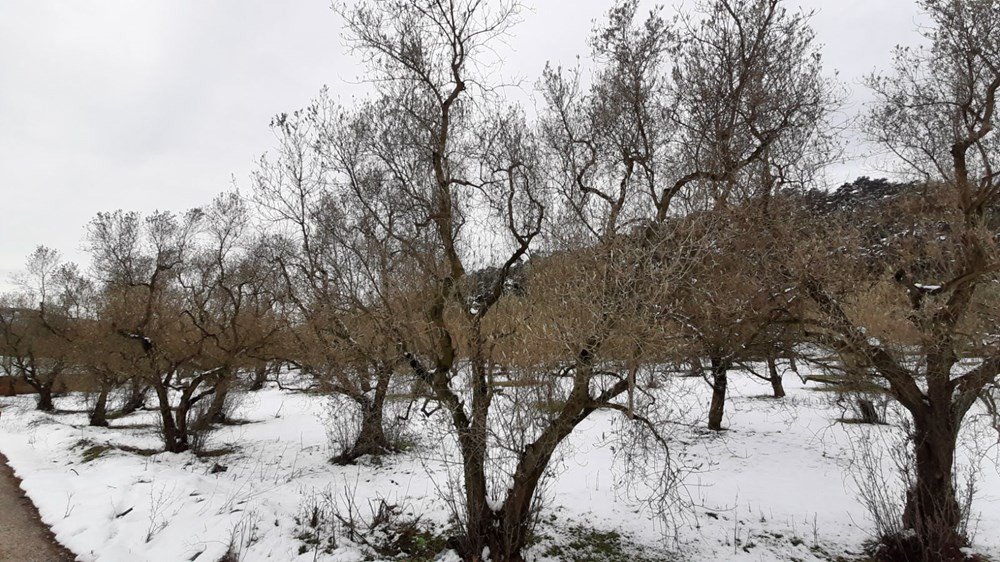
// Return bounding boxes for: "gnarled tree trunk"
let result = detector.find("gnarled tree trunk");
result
[447,359,629,562]
[331,372,393,465]
[33,381,55,412]
[900,409,964,561]
[38,384,56,412]
[153,382,187,453]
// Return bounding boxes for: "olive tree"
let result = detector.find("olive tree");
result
[541,0,835,433]
[0,247,85,411]
[797,1,1000,557]
[251,100,408,463]
[87,209,216,453]
[178,192,284,429]
[320,2,693,559]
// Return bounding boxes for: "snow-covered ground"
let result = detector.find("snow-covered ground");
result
[0,373,998,561]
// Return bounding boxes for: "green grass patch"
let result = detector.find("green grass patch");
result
[541,525,672,562]
[81,444,113,463]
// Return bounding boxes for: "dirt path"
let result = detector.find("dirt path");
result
[0,452,77,561]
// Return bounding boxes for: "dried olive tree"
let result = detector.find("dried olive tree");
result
[667,207,801,430]
[251,101,407,463]
[671,0,834,428]
[0,247,84,411]
[541,0,835,432]
[179,192,284,429]
[87,210,217,453]
[324,2,693,559]
[797,1,1000,557]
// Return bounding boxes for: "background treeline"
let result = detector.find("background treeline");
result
[2,1,999,561]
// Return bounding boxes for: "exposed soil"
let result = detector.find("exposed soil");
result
[0,452,77,561]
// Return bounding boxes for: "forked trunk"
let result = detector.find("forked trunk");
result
[707,356,729,430]
[452,365,617,562]
[490,438,562,561]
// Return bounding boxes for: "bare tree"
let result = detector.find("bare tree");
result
[0,294,66,411]
[664,0,836,215]
[332,2,552,555]
[538,0,673,243]
[79,323,135,427]
[672,0,835,429]
[795,2,1000,556]
[251,101,407,463]
[322,2,702,559]
[541,0,833,433]
[179,192,284,429]
[87,209,217,453]
[666,206,800,430]
[43,262,128,427]
[0,248,85,411]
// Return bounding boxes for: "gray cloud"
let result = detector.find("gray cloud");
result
[0,0,918,289]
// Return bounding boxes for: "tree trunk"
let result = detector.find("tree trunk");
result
[443,360,497,562]
[857,398,880,423]
[35,383,54,412]
[89,384,110,427]
[447,422,493,562]
[492,430,568,561]
[454,437,498,562]
[153,382,186,453]
[767,356,785,398]
[331,393,391,465]
[355,400,387,450]
[248,364,269,391]
[118,379,148,415]
[707,356,729,430]
[175,400,191,452]
[203,373,232,425]
[900,413,965,560]
[451,362,618,562]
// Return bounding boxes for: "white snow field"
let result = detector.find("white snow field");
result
[0,372,997,562]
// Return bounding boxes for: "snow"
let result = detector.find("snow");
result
[1,372,998,561]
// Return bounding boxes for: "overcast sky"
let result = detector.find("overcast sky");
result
[0,0,923,289]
